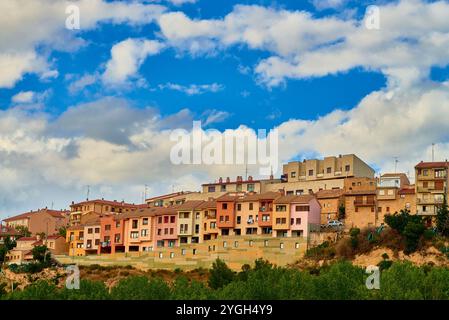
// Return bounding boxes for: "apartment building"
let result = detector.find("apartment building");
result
[377,173,416,223]
[345,190,377,229]
[272,195,321,238]
[415,161,449,219]
[175,200,204,245]
[154,206,178,248]
[98,213,125,254]
[122,207,157,253]
[234,193,260,236]
[202,175,282,197]
[316,189,345,224]
[145,191,211,207]
[69,199,138,226]
[83,219,101,255]
[257,192,282,236]
[216,192,246,236]
[66,225,85,256]
[197,200,218,241]
[2,208,69,236]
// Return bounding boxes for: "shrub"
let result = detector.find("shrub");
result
[208,259,235,290]
[403,221,425,254]
[423,229,435,241]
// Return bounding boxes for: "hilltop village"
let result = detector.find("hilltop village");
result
[0,154,447,267]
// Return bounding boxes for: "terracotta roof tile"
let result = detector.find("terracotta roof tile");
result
[273,194,315,204]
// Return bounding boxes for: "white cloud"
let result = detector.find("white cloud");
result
[68,73,99,94]
[201,109,231,126]
[311,0,348,10]
[158,82,224,95]
[11,91,35,104]
[167,0,197,6]
[0,0,165,89]
[102,39,165,85]
[157,1,449,88]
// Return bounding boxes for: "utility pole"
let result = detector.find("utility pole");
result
[245,163,248,180]
[394,157,399,173]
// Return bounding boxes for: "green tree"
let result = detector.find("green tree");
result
[58,226,67,238]
[31,245,51,264]
[14,226,31,238]
[436,196,449,236]
[110,276,171,300]
[208,258,235,290]
[403,221,425,254]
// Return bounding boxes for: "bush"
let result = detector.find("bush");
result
[110,276,171,300]
[423,229,435,240]
[403,221,425,254]
[208,259,235,290]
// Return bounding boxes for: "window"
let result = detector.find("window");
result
[295,189,303,195]
[157,229,161,235]
[378,207,382,212]
[295,205,309,211]
[88,228,93,234]
[180,212,190,219]
[296,218,301,225]
[386,207,390,212]
[221,185,226,192]
[115,221,120,228]
[291,218,294,225]
[435,169,446,178]
[87,240,92,248]
[276,205,287,212]
[249,203,254,210]
[327,167,332,173]
[264,240,268,247]
[423,206,427,212]
[158,217,162,224]
[280,243,284,249]
[195,212,200,219]
[143,218,148,225]
[234,241,239,248]
[223,241,227,248]
[237,203,242,211]
[291,172,296,178]
[210,222,216,229]
[387,189,394,195]
[423,169,428,176]
[95,239,100,246]
[130,231,139,239]
[170,216,175,223]
[141,229,148,237]
[236,184,242,191]
[132,220,138,229]
[345,165,350,172]
[379,190,385,195]
[236,216,241,224]
[95,228,100,233]
[222,203,228,210]
[105,224,111,231]
[208,186,216,192]
[262,214,269,222]
[308,169,314,176]
[225,215,230,222]
[423,181,428,188]
[247,184,255,192]
[170,228,174,235]
[114,234,120,242]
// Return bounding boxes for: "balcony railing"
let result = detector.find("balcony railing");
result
[354,200,375,206]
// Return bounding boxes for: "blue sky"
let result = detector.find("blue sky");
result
[1,0,449,216]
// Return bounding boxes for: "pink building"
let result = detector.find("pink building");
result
[273,195,321,238]
[153,207,178,248]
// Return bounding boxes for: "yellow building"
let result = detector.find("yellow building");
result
[66,225,85,256]
[197,200,218,241]
[176,200,205,245]
[415,161,449,223]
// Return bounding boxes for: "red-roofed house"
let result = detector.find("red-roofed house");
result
[2,208,69,236]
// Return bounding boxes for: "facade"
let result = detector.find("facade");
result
[122,208,157,253]
[316,189,345,224]
[83,220,101,255]
[98,213,125,254]
[344,190,377,229]
[153,207,178,249]
[197,200,218,241]
[0,225,20,243]
[2,208,69,236]
[176,200,205,245]
[415,161,449,218]
[216,193,246,236]
[272,195,321,238]
[6,235,66,264]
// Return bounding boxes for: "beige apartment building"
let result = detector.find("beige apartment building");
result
[197,200,219,241]
[83,219,101,255]
[264,154,375,195]
[415,161,449,219]
[202,175,282,198]
[377,173,416,223]
[2,208,69,236]
[176,200,205,244]
[145,191,210,207]
[316,189,345,224]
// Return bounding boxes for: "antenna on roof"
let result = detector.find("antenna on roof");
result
[432,143,435,162]
[144,184,148,201]
[86,185,90,201]
[394,157,399,173]
[245,163,248,180]
[51,202,54,210]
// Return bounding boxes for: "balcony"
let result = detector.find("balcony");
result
[353,200,375,207]
[335,171,342,176]
[417,198,444,205]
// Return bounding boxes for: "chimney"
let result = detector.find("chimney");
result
[219,177,223,183]
[279,189,285,196]
[236,176,242,182]
[226,177,230,183]
[270,173,274,180]
[248,176,253,181]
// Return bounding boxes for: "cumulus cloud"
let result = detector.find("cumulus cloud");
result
[158,82,224,95]
[157,1,449,88]
[311,0,348,10]
[11,91,35,104]
[0,0,165,89]
[102,39,165,85]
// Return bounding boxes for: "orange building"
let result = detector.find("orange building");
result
[216,192,246,236]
